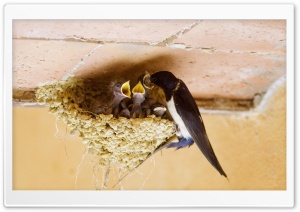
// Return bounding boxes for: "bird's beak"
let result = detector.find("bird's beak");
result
[143,73,154,89]
[132,81,145,94]
[121,81,131,98]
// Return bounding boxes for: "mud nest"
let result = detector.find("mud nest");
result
[35,77,176,170]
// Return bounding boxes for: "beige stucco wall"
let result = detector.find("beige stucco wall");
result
[13,77,286,190]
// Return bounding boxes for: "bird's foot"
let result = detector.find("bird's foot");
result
[166,137,194,150]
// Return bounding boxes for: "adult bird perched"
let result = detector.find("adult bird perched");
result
[144,71,227,178]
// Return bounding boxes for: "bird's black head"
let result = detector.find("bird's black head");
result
[150,71,179,100]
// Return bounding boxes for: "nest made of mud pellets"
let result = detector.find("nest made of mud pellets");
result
[35,77,176,170]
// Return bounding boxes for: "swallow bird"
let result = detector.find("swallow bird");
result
[111,81,131,107]
[141,97,156,116]
[89,81,131,117]
[146,71,227,178]
[118,98,133,118]
[130,81,146,118]
[108,81,131,116]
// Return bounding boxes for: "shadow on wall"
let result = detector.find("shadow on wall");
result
[76,52,175,86]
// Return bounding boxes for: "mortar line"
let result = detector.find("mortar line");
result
[201,76,286,115]
[13,36,284,56]
[14,37,100,44]
[61,43,103,80]
[14,73,285,116]
[192,47,285,56]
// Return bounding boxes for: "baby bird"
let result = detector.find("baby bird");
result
[108,81,131,116]
[130,81,146,118]
[141,97,156,116]
[89,81,131,115]
[111,81,131,106]
[118,98,133,118]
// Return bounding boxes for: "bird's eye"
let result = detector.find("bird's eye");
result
[115,83,122,88]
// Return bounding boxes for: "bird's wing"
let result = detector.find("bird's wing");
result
[173,80,227,177]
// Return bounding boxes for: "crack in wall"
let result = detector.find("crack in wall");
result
[156,20,201,47]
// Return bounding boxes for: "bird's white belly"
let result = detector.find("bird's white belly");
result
[167,97,191,138]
